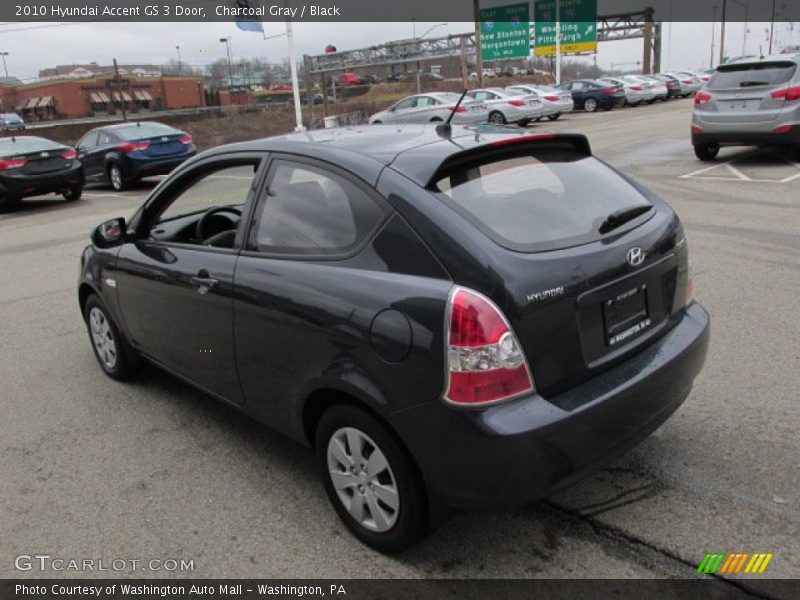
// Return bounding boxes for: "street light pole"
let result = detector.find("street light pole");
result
[719,0,727,64]
[220,37,233,87]
[710,5,718,68]
[176,45,182,75]
[0,53,8,78]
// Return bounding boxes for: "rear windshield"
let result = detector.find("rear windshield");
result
[432,149,652,252]
[0,137,62,156]
[709,62,797,89]
[114,123,178,140]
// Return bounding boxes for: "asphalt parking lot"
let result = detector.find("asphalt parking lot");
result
[1,99,798,591]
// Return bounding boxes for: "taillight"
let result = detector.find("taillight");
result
[770,86,800,102]
[450,106,467,113]
[62,148,77,160]
[694,90,713,105]
[0,158,26,170]
[507,99,526,107]
[178,135,193,144]
[773,124,793,133]
[630,85,642,91]
[682,79,693,84]
[117,141,150,153]
[444,287,534,406]
[602,87,616,95]
[691,125,703,134]
[543,95,559,101]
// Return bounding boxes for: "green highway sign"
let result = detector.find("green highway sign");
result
[479,3,531,61]
[534,0,598,56]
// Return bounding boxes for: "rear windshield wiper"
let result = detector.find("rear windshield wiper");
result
[739,80,770,87]
[598,205,653,234]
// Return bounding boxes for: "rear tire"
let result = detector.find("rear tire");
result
[488,111,507,124]
[62,186,82,202]
[316,404,429,554]
[84,294,142,380]
[547,113,561,121]
[583,98,598,112]
[694,143,720,161]
[108,163,126,191]
[0,192,20,213]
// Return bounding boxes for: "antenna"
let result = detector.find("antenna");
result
[436,89,469,138]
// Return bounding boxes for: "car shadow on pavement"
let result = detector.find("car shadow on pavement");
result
[126,362,676,575]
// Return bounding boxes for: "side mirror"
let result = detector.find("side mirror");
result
[92,217,129,248]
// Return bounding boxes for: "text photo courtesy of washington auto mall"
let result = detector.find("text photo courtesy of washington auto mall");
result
[0,0,798,599]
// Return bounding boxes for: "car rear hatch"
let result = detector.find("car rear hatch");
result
[427,135,690,398]
[700,60,798,123]
[11,146,74,175]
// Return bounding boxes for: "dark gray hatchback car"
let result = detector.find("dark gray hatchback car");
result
[79,125,709,552]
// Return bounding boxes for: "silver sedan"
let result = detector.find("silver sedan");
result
[368,93,488,125]
[466,88,544,125]
[505,84,574,121]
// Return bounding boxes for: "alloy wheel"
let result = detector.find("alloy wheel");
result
[488,111,506,124]
[109,166,123,191]
[584,98,598,112]
[89,307,118,369]
[327,427,400,533]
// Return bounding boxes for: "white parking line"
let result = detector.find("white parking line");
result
[679,150,800,184]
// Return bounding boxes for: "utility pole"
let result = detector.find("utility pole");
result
[0,52,8,78]
[473,0,483,87]
[555,0,561,85]
[220,37,233,87]
[719,0,727,64]
[710,6,718,68]
[113,58,127,121]
[176,45,182,75]
[769,0,776,54]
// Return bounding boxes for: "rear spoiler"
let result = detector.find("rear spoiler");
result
[425,132,592,189]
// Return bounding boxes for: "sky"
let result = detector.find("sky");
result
[0,20,797,82]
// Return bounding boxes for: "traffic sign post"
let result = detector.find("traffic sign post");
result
[479,3,531,61]
[534,0,598,56]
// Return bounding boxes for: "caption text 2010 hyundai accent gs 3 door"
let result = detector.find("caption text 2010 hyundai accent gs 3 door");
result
[78,124,710,553]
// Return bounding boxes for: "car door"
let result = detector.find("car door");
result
[387,97,418,123]
[114,154,266,404]
[233,156,390,425]
[571,82,588,105]
[76,130,102,180]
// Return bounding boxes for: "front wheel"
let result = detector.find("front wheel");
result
[0,192,20,213]
[583,98,598,112]
[316,404,429,553]
[62,186,83,202]
[694,143,720,161]
[84,295,141,380]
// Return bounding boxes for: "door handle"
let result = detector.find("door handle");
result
[191,270,218,294]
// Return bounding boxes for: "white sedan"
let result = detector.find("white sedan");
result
[466,88,544,125]
[368,93,488,125]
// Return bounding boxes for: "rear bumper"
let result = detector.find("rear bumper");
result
[692,124,800,147]
[122,149,195,180]
[390,302,710,511]
[0,163,83,198]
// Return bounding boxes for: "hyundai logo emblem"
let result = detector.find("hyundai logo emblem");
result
[40,151,49,158]
[627,247,645,267]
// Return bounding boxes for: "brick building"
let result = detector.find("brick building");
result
[0,76,205,121]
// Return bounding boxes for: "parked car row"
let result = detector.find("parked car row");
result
[0,121,196,211]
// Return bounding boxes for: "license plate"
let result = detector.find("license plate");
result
[727,100,756,110]
[603,284,651,347]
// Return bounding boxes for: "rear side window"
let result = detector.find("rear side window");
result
[432,149,651,253]
[709,62,797,89]
[250,161,386,256]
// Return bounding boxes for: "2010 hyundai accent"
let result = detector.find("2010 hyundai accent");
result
[78,124,709,553]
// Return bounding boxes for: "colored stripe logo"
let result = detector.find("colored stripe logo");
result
[697,553,774,574]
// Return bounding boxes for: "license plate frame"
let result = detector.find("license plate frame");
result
[603,284,651,347]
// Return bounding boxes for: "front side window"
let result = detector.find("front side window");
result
[249,161,386,256]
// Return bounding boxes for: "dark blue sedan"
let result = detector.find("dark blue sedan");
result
[76,121,196,191]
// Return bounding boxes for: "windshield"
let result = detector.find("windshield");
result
[114,123,179,140]
[0,137,62,156]
[709,62,797,89]
[432,149,651,252]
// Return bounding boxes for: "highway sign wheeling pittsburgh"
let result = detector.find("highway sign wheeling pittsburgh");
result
[534,0,598,56]
[479,3,531,61]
